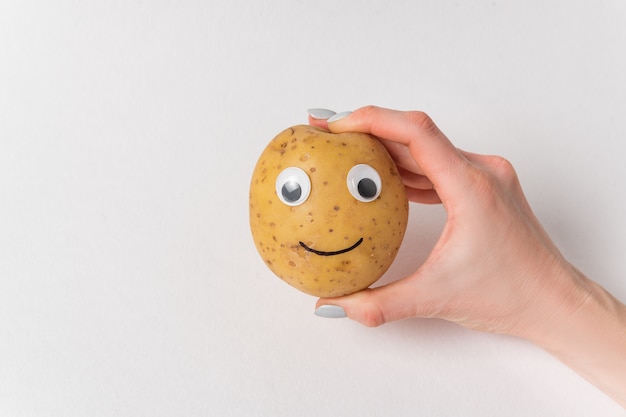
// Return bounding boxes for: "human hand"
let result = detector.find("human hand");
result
[308,106,588,338]
[307,106,626,407]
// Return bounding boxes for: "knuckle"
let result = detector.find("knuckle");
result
[357,105,380,127]
[361,310,385,327]
[488,155,519,185]
[359,298,386,328]
[406,110,437,133]
[359,105,379,117]
[467,155,522,207]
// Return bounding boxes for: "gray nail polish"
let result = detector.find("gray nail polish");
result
[314,305,347,319]
[307,108,336,120]
[327,111,352,123]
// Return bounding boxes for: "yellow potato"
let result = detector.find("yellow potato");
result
[249,125,408,297]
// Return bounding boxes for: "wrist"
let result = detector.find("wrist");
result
[519,264,626,407]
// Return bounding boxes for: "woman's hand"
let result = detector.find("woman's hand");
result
[309,106,586,337]
[308,106,626,407]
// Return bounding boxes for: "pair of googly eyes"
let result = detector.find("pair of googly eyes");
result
[275,164,382,206]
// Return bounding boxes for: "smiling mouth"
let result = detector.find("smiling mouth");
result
[299,238,364,256]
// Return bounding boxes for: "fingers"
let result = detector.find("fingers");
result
[309,108,442,203]
[398,166,433,190]
[380,141,425,176]
[406,188,442,204]
[311,109,426,175]
[323,106,471,201]
[396,167,441,203]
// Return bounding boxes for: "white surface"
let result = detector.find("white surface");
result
[1,1,625,416]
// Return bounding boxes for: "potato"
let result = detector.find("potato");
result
[249,125,408,297]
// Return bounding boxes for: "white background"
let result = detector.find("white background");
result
[1,1,626,416]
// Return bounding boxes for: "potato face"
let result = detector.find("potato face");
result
[249,125,408,297]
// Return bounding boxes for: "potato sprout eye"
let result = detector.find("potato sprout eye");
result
[347,164,382,202]
[276,167,311,206]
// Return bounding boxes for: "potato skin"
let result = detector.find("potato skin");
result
[249,125,408,297]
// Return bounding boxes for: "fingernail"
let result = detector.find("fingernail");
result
[314,305,347,319]
[307,108,336,120]
[327,111,352,123]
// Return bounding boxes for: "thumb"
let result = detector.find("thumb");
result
[315,276,425,327]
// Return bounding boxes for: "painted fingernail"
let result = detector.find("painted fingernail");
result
[307,108,336,120]
[314,305,347,319]
[327,111,352,123]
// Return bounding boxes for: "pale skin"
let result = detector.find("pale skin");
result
[308,106,626,408]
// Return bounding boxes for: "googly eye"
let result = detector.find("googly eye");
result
[347,164,382,202]
[275,167,311,206]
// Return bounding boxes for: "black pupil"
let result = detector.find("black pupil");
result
[358,178,377,199]
[282,181,302,202]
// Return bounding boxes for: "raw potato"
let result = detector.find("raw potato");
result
[249,125,408,297]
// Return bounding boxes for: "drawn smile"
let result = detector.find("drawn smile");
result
[299,238,364,256]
